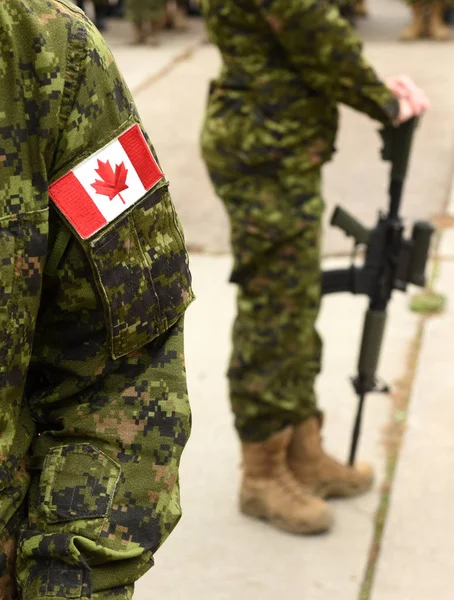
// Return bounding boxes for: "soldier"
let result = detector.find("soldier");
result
[200,0,428,534]
[0,1,194,598]
[400,1,451,40]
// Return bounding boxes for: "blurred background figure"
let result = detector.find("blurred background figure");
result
[328,0,368,26]
[199,0,429,537]
[444,2,454,23]
[125,0,188,44]
[106,0,126,17]
[355,0,368,16]
[185,0,202,16]
[164,0,189,30]
[75,0,202,42]
[76,0,108,30]
[400,0,451,40]
[125,0,165,44]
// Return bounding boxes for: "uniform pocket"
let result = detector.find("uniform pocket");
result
[89,184,193,359]
[39,444,120,534]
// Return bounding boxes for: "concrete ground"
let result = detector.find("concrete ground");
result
[82,1,454,598]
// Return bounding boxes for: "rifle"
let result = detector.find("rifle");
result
[322,118,434,465]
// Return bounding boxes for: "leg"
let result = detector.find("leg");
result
[355,0,368,16]
[400,1,426,40]
[222,169,323,443]
[125,0,164,43]
[94,4,108,32]
[206,167,332,534]
[165,0,188,30]
[427,1,451,39]
[16,232,191,599]
[131,20,148,44]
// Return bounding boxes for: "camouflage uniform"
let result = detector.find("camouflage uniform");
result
[0,1,193,599]
[401,0,452,40]
[200,0,399,443]
[126,0,167,22]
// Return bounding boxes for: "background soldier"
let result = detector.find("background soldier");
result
[126,0,187,44]
[0,1,193,598]
[200,0,428,536]
[401,0,451,40]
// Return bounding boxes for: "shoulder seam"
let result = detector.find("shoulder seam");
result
[56,18,88,145]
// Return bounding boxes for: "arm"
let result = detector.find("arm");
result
[17,9,193,600]
[255,0,399,123]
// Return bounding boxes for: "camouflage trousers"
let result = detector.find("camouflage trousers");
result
[126,0,167,21]
[207,166,323,442]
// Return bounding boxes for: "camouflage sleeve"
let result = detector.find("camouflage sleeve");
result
[16,6,193,600]
[255,0,399,123]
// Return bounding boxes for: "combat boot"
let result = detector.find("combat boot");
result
[355,0,367,17]
[399,4,426,40]
[165,1,188,30]
[240,427,333,535]
[148,20,162,46]
[288,416,374,499]
[427,2,451,40]
[131,21,147,45]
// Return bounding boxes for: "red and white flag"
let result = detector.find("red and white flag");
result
[49,124,164,239]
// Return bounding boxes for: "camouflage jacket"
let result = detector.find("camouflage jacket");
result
[201,0,399,173]
[0,1,193,598]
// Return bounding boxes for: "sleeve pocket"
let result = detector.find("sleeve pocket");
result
[89,184,194,359]
[39,443,120,526]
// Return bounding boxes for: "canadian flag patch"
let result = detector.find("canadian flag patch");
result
[49,124,164,239]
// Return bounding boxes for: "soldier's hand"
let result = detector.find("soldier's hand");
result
[385,75,430,124]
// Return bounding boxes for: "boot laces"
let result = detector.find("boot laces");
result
[275,463,314,505]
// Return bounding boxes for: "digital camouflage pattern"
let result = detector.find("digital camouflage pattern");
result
[212,168,324,442]
[0,1,194,599]
[200,0,399,442]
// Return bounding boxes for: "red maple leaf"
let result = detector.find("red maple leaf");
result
[91,159,129,204]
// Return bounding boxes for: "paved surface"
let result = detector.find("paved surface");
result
[81,1,454,598]
[370,187,454,600]
[135,256,419,600]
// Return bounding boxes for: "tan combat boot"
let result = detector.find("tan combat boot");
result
[427,2,451,40]
[355,0,367,17]
[165,1,188,31]
[148,20,162,46]
[399,4,426,40]
[288,416,374,499]
[240,427,333,535]
[131,21,147,45]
